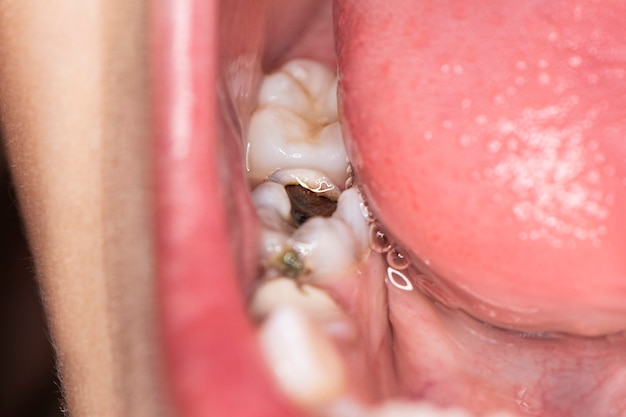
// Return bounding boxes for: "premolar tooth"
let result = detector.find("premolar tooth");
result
[258,307,347,408]
[251,182,292,223]
[291,217,360,283]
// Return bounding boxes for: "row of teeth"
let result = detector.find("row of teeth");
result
[244,59,511,417]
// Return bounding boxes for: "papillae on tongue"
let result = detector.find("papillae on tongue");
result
[335,0,626,336]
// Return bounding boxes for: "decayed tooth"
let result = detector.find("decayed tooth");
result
[250,277,344,322]
[258,307,347,408]
[270,168,341,200]
[251,181,292,223]
[333,188,371,258]
[291,217,360,283]
[247,59,348,187]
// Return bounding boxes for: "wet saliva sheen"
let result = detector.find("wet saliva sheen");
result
[243,58,495,417]
[241,60,624,417]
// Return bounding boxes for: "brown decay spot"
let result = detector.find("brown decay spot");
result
[284,184,338,226]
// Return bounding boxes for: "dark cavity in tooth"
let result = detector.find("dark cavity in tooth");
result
[284,184,338,226]
[277,249,309,279]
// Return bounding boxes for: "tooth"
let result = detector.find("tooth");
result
[250,277,345,323]
[332,188,371,257]
[247,60,348,187]
[258,307,347,408]
[278,59,338,121]
[251,181,292,223]
[290,216,360,283]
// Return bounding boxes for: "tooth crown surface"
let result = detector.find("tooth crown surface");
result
[258,307,347,408]
[247,59,348,186]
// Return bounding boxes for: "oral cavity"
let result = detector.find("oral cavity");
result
[243,58,505,417]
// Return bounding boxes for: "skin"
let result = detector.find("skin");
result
[0,1,169,416]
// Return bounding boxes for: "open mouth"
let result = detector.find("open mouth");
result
[151,1,626,417]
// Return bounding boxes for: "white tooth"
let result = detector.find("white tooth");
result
[270,168,341,200]
[291,217,359,283]
[250,277,344,322]
[280,59,337,116]
[251,182,292,223]
[247,59,348,186]
[258,307,347,408]
[247,106,348,186]
[333,188,371,257]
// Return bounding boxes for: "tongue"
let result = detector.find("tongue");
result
[335,0,626,335]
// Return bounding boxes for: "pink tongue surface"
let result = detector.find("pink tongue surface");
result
[335,0,626,335]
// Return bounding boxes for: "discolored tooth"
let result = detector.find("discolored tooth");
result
[249,277,345,323]
[332,188,371,257]
[291,217,360,283]
[258,307,347,408]
[251,182,292,223]
[270,168,342,200]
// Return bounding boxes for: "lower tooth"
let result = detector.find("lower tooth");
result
[258,307,347,408]
[250,277,346,324]
[291,216,360,283]
[251,181,292,223]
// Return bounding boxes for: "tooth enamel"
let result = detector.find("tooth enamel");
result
[247,60,349,187]
[279,59,337,119]
[290,217,360,283]
[270,168,341,200]
[332,188,371,257]
[250,277,344,322]
[251,182,292,223]
[257,71,316,117]
[258,307,347,408]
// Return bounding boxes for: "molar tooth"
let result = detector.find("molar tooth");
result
[369,401,473,417]
[251,182,292,223]
[257,71,314,116]
[258,307,347,408]
[247,106,348,186]
[291,217,360,283]
[280,59,337,115]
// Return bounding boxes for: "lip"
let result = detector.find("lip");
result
[151,1,304,416]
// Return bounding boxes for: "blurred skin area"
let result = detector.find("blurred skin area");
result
[0,2,170,416]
